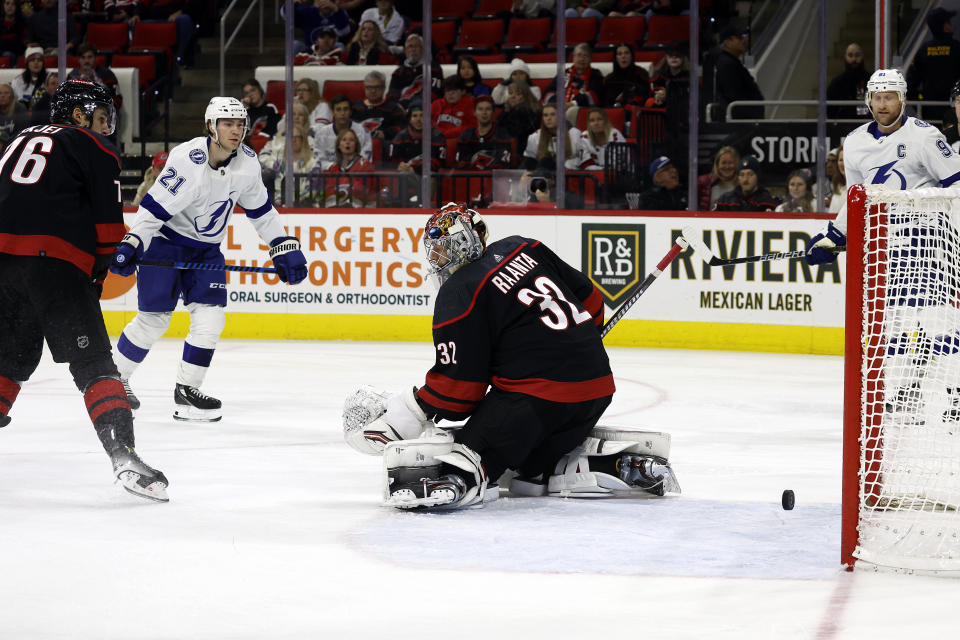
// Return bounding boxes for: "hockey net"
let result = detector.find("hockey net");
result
[843,184,960,573]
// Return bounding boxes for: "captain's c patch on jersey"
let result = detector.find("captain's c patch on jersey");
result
[581,223,645,307]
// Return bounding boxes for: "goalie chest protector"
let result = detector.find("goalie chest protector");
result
[417,235,615,421]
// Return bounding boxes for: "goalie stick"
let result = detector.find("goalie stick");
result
[680,225,845,267]
[600,237,689,338]
[139,260,278,274]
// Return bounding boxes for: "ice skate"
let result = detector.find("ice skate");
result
[110,445,169,502]
[173,383,222,422]
[616,455,681,496]
[386,473,467,509]
[121,378,139,411]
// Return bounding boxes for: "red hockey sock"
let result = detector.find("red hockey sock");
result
[0,376,20,418]
[83,378,131,424]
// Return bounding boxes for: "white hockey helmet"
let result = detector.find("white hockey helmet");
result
[423,203,489,287]
[865,68,907,123]
[204,96,249,141]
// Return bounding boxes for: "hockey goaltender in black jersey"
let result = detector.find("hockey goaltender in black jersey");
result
[343,203,680,509]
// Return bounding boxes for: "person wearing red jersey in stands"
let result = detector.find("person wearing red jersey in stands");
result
[432,75,476,140]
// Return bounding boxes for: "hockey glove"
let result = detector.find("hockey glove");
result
[269,236,308,285]
[804,223,846,266]
[109,234,143,277]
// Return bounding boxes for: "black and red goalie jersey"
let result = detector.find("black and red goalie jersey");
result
[416,235,614,421]
[0,123,123,277]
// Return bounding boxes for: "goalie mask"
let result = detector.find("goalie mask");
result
[51,80,117,136]
[204,96,250,143]
[423,203,489,287]
[865,68,907,127]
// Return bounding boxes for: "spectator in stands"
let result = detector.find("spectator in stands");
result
[523,160,585,208]
[647,43,689,108]
[491,58,541,106]
[259,102,314,171]
[827,43,870,119]
[323,128,376,208]
[714,24,764,121]
[0,82,27,140]
[640,156,687,210]
[812,146,838,205]
[241,78,281,147]
[432,75,476,139]
[307,25,345,63]
[67,43,121,112]
[497,81,541,156]
[281,0,350,56]
[775,168,814,213]
[602,43,651,107]
[907,7,960,103]
[105,0,136,24]
[359,0,405,47]
[133,151,168,206]
[130,0,197,68]
[572,107,625,170]
[26,69,55,125]
[611,0,689,18]
[314,93,372,164]
[1,0,26,66]
[564,0,616,21]
[295,77,332,136]
[544,42,604,116]
[344,19,390,65]
[26,0,78,55]
[266,124,321,207]
[456,95,514,170]
[388,33,442,110]
[456,55,491,98]
[352,69,405,142]
[713,155,779,212]
[11,46,46,107]
[696,145,739,210]
[828,147,846,214]
[523,101,580,170]
[388,101,445,206]
[512,0,553,18]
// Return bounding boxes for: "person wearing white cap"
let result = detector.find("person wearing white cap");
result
[491,58,541,106]
[10,46,47,107]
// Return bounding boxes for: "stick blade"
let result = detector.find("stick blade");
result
[680,225,718,265]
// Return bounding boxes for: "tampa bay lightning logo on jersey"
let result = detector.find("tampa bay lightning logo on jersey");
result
[870,160,907,189]
[189,148,207,165]
[241,144,255,157]
[193,191,235,237]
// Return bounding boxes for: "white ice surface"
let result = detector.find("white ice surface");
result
[1,340,958,639]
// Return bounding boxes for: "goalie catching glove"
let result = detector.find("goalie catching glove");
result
[343,385,433,455]
[269,236,308,284]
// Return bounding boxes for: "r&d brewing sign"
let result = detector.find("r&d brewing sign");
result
[581,223,645,308]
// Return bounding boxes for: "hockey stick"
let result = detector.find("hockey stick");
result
[600,237,689,339]
[680,225,845,267]
[139,259,278,274]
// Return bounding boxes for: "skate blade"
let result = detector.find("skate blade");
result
[173,405,222,422]
[117,470,169,503]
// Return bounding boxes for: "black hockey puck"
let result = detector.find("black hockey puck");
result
[782,489,795,510]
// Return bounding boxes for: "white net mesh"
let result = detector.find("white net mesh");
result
[856,186,960,572]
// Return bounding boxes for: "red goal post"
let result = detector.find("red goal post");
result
[842,183,960,574]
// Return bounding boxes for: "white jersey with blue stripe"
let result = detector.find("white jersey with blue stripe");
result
[129,137,286,250]
[834,116,960,234]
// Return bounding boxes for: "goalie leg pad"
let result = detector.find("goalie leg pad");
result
[545,426,679,498]
[382,433,490,509]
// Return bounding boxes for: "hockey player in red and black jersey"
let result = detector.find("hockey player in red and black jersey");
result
[455,96,515,170]
[0,80,168,502]
[343,204,681,509]
[351,70,406,142]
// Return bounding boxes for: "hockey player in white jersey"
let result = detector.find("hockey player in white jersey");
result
[109,97,308,421]
[806,68,960,425]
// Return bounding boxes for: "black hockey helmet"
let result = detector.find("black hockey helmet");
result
[50,79,116,135]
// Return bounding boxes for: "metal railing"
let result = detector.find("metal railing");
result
[710,99,952,123]
[220,0,264,95]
